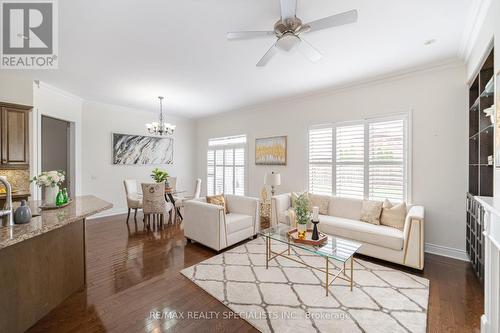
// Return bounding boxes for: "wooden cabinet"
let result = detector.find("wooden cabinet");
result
[0,102,31,169]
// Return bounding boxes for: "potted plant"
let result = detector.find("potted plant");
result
[293,193,311,240]
[31,170,65,204]
[151,168,169,185]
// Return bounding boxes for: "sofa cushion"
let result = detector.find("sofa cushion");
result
[309,193,330,215]
[318,215,404,250]
[225,213,253,234]
[328,197,363,220]
[381,200,407,230]
[206,194,229,214]
[278,208,295,226]
[360,200,383,225]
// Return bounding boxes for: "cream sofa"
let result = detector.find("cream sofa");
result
[271,193,425,269]
[184,195,260,251]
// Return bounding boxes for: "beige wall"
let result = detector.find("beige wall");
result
[81,101,196,216]
[196,63,468,258]
[0,74,33,106]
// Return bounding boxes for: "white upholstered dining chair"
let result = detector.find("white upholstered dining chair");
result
[141,182,174,227]
[124,179,143,223]
[174,178,202,208]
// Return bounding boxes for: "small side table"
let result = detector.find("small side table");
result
[259,200,271,229]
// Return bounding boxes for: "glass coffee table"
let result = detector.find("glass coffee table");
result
[259,224,362,296]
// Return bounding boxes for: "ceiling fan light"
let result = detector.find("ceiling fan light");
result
[276,33,300,52]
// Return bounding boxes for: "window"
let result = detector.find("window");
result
[308,114,409,202]
[207,135,246,196]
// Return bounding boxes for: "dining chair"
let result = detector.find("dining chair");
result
[166,177,177,191]
[141,182,174,227]
[124,179,143,223]
[174,178,202,209]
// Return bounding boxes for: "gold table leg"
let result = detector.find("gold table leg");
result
[350,256,353,291]
[266,237,269,269]
[325,257,329,296]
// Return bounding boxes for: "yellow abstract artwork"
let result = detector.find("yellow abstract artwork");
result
[255,136,287,165]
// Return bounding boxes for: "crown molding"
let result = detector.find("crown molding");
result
[35,81,84,103]
[198,58,465,120]
[459,0,492,61]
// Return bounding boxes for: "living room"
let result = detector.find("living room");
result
[0,0,499,332]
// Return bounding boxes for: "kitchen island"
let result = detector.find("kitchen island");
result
[0,195,112,333]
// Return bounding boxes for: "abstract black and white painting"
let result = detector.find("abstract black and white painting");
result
[112,133,173,165]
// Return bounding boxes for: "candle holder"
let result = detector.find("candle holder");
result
[311,219,320,240]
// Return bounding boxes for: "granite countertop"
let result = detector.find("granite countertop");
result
[0,195,112,249]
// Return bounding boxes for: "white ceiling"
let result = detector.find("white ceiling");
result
[9,0,474,117]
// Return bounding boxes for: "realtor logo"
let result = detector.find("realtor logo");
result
[1,0,58,69]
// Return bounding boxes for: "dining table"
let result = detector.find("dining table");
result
[164,189,186,220]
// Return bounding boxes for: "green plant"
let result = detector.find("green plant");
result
[150,168,169,183]
[293,193,311,225]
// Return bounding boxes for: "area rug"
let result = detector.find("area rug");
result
[181,237,429,333]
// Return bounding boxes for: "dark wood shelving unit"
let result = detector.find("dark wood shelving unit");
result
[466,47,494,281]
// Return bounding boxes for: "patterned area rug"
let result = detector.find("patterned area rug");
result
[181,237,429,333]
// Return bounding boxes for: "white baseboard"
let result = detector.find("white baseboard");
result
[425,243,469,262]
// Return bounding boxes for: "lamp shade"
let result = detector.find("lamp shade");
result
[265,172,281,186]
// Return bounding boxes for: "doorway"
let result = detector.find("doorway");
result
[41,116,74,197]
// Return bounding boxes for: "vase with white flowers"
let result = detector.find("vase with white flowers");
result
[31,170,65,204]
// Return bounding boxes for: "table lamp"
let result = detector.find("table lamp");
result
[265,172,281,196]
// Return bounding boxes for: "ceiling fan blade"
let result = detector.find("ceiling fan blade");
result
[280,0,297,19]
[256,43,278,67]
[297,38,322,63]
[305,9,358,33]
[227,31,275,40]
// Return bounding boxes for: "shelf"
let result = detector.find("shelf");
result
[480,76,495,97]
[470,98,480,112]
[480,124,494,133]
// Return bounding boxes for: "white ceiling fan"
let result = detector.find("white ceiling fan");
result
[227,0,358,67]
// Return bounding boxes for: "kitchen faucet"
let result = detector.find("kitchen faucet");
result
[0,176,14,226]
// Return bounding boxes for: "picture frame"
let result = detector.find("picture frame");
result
[112,133,173,165]
[255,136,287,166]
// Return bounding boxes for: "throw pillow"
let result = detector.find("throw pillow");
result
[380,199,407,230]
[291,191,309,207]
[309,193,329,215]
[286,208,297,227]
[360,200,383,225]
[206,194,229,214]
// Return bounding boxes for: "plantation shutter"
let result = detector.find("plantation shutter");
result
[368,119,405,202]
[308,127,333,195]
[308,114,408,202]
[335,124,365,199]
[207,135,246,196]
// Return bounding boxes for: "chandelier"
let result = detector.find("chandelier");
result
[146,96,176,136]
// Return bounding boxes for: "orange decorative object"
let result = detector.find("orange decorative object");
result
[287,228,328,246]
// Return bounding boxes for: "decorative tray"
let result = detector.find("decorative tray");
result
[39,199,73,210]
[287,228,328,246]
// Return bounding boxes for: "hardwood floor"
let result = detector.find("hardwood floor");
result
[28,212,483,333]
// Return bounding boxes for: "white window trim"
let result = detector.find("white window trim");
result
[207,135,248,196]
[307,111,412,203]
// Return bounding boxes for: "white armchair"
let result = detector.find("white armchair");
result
[184,195,260,251]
